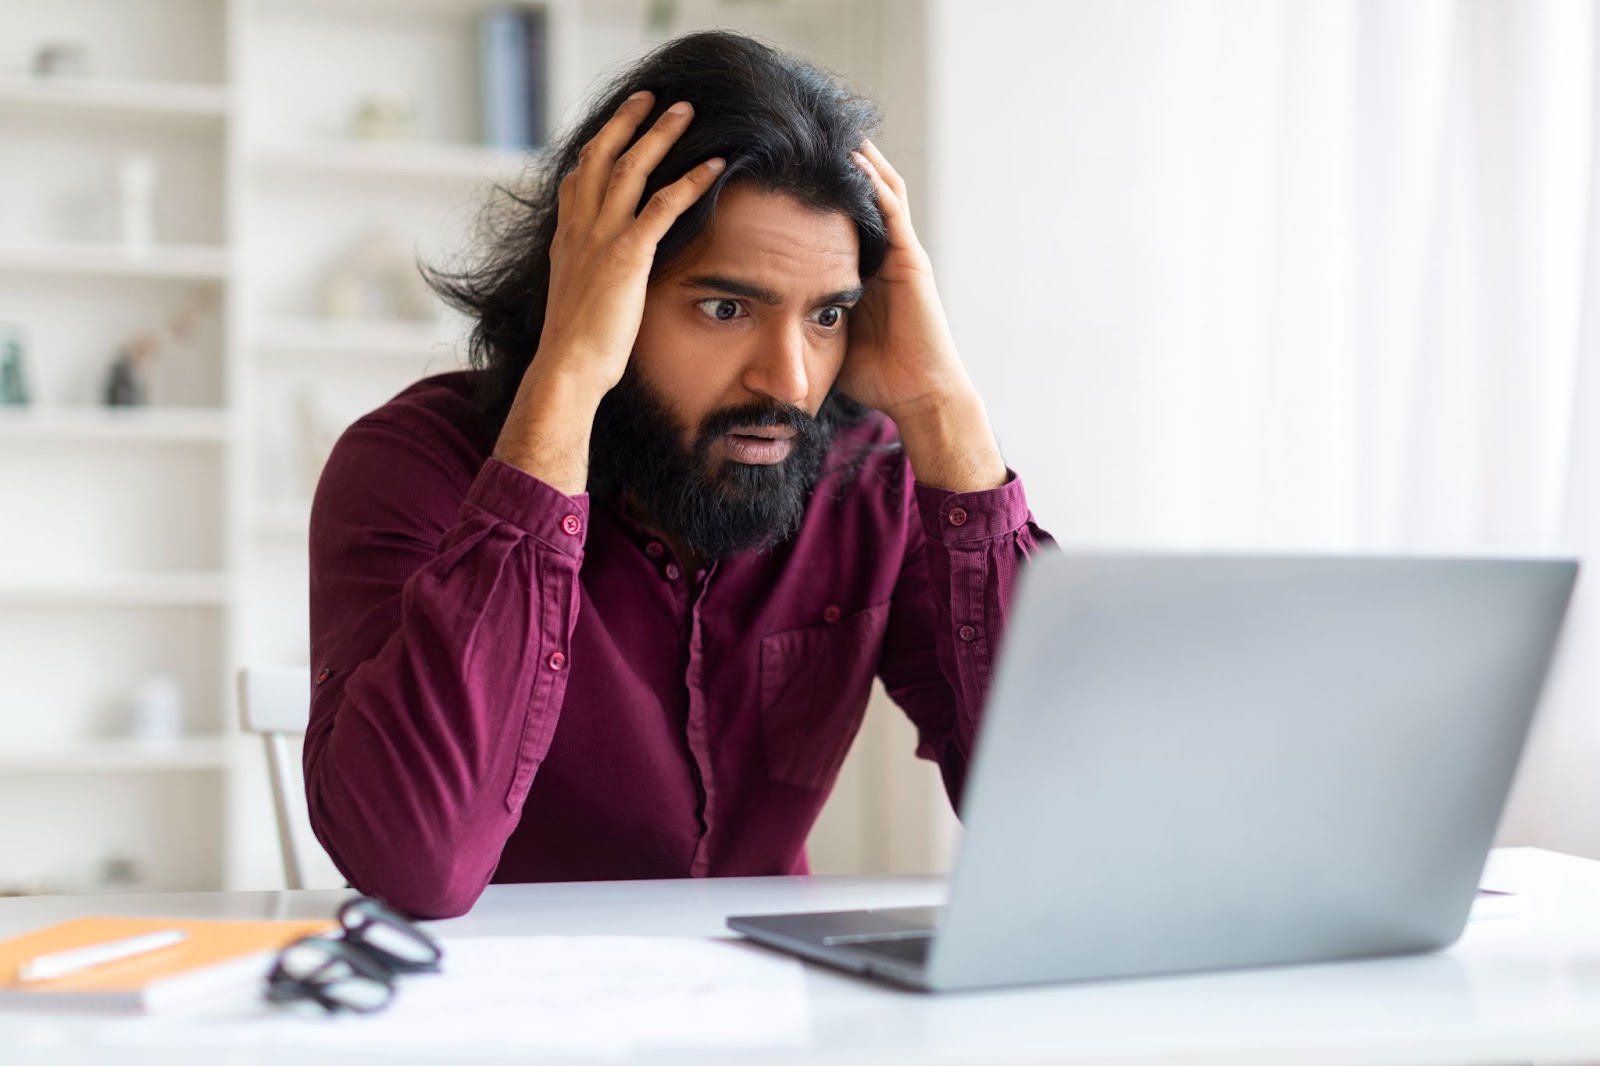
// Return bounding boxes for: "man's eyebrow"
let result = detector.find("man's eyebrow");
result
[679,274,865,307]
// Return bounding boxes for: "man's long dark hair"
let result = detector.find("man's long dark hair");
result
[424,29,892,446]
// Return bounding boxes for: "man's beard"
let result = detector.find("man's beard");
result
[587,366,832,561]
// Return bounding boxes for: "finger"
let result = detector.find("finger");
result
[852,150,923,253]
[555,169,577,238]
[571,90,657,222]
[626,156,727,250]
[858,139,908,205]
[851,150,904,222]
[598,99,699,230]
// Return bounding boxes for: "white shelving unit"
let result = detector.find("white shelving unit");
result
[255,316,458,360]
[253,140,531,183]
[1,0,939,894]
[0,738,235,775]
[0,573,230,608]
[0,76,231,121]
[0,406,229,442]
[0,244,231,280]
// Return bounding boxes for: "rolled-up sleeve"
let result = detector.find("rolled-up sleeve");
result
[878,470,1054,812]
[305,413,586,919]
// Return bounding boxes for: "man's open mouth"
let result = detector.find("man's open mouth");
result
[725,426,798,441]
[719,427,797,465]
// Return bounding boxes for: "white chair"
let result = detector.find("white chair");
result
[236,665,322,890]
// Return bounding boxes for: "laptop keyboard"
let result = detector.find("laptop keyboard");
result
[849,934,933,966]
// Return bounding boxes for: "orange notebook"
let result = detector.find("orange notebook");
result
[0,915,336,1013]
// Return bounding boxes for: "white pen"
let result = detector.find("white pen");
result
[18,929,188,983]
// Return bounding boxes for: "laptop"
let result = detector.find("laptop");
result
[728,552,1578,992]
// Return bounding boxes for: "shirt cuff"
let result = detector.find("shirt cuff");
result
[914,469,1033,545]
[462,457,591,557]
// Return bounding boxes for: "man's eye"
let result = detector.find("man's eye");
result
[815,306,847,329]
[697,298,744,322]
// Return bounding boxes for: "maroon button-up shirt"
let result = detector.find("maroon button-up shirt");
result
[306,371,1053,917]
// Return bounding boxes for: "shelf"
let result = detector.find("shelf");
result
[0,76,231,123]
[253,140,535,183]
[0,573,229,608]
[256,501,313,538]
[0,737,233,774]
[0,243,230,281]
[256,315,455,359]
[0,407,230,444]
[256,0,537,19]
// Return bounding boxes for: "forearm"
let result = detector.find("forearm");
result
[892,388,1008,493]
[491,357,607,495]
[883,470,1055,812]
[306,461,585,918]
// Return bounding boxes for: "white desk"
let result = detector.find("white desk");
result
[3,847,1600,1064]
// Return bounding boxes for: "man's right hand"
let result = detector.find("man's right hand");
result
[491,90,725,494]
[537,90,725,395]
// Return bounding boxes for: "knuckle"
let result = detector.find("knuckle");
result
[601,238,643,269]
[609,151,641,180]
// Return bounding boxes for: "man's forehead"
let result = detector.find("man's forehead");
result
[673,184,861,299]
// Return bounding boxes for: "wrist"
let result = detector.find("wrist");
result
[523,350,615,411]
[492,357,610,494]
[893,388,1008,493]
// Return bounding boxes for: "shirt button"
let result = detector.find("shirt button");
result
[959,625,977,642]
[560,514,582,536]
[645,542,664,559]
[823,605,842,624]
[948,507,968,527]
[547,651,566,671]
[665,563,681,581]
[315,667,331,685]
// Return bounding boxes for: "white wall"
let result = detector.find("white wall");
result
[927,0,1212,546]
[923,0,1600,859]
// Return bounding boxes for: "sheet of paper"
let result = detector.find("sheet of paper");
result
[102,935,813,1057]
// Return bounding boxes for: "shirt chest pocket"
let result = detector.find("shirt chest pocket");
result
[759,602,892,791]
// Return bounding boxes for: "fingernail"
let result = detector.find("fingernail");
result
[706,157,726,173]
[668,100,693,116]
[628,90,652,103]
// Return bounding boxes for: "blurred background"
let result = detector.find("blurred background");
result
[1,0,1597,895]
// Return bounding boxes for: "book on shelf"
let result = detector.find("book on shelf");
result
[479,4,550,151]
[0,915,335,1013]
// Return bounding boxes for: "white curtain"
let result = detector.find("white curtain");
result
[931,0,1600,856]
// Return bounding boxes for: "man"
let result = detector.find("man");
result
[307,30,1053,919]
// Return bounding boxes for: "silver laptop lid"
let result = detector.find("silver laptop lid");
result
[928,553,1577,990]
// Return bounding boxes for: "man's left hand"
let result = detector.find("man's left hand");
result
[839,139,1007,492]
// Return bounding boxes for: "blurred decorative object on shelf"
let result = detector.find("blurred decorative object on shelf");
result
[0,879,58,898]
[479,4,549,150]
[99,854,144,892]
[31,41,89,79]
[351,90,418,141]
[128,674,186,743]
[0,325,30,407]
[103,338,154,406]
[322,230,436,322]
[645,0,678,36]
[118,153,159,254]
[100,289,219,407]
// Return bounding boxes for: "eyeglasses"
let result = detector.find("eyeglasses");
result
[266,896,443,1014]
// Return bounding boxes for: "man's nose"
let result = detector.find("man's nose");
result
[741,320,810,407]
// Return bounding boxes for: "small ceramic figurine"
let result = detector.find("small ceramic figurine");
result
[0,325,29,406]
[322,230,437,321]
[31,41,89,79]
[351,91,418,141]
[104,333,157,406]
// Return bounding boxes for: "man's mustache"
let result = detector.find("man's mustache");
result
[695,401,819,452]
